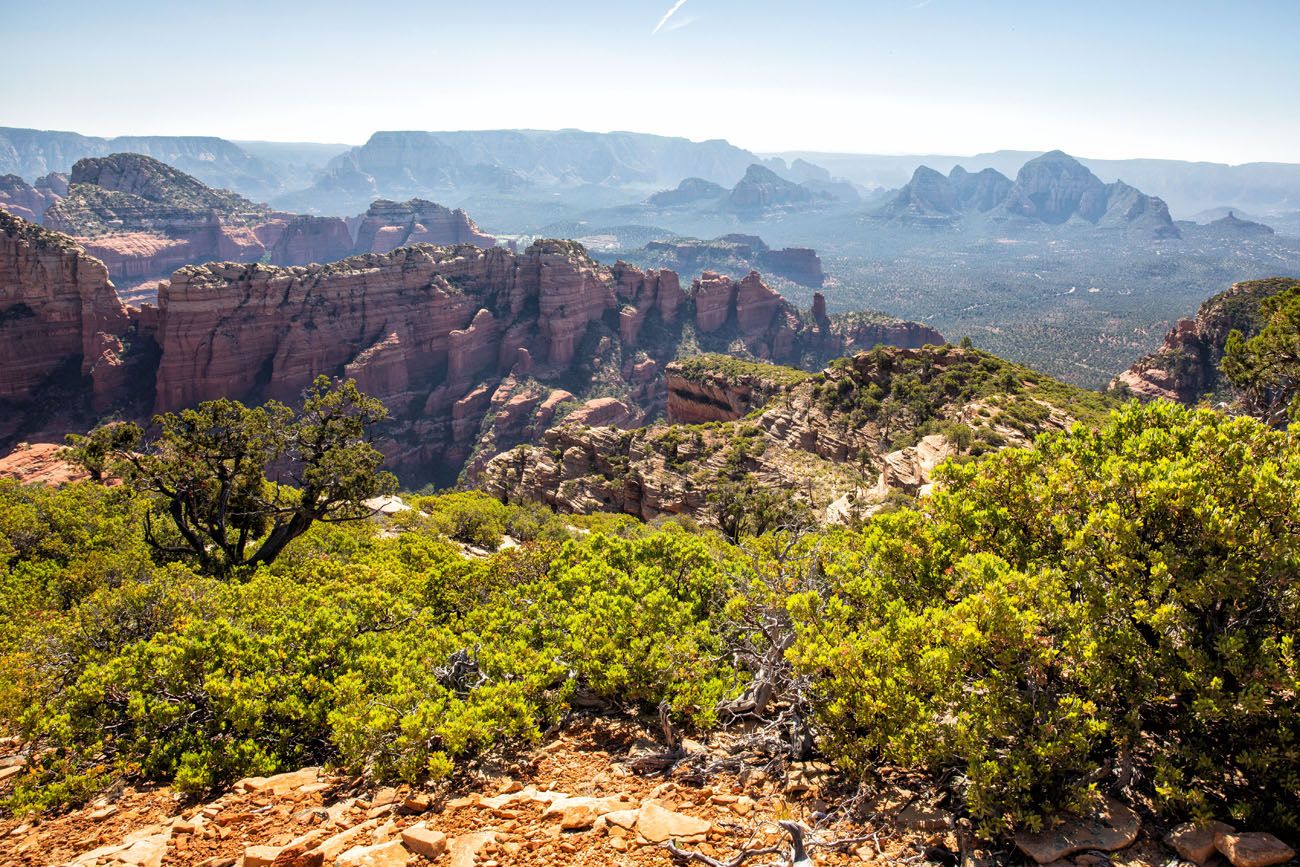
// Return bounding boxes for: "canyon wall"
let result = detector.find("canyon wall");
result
[0,210,131,421]
[0,207,944,484]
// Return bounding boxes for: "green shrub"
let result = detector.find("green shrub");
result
[791,401,1300,833]
[414,491,511,549]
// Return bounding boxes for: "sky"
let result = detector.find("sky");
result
[4,0,1300,164]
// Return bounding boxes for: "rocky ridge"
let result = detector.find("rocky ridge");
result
[30,154,498,289]
[1111,277,1300,402]
[480,345,1111,526]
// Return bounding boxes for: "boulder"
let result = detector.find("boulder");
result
[1164,820,1236,865]
[399,824,448,859]
[1216,832,1295,867]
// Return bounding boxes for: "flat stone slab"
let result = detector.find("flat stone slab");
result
[1014,797,1140,864]
[1216,832,1295,867]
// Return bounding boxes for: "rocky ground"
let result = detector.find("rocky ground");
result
[3,719,1291,867]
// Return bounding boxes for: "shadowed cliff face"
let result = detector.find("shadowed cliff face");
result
[0,209,943,485]
[0,209,136,440]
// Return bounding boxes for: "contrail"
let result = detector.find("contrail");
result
[652,0,690,34]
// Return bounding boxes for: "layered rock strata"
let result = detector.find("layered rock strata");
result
[1,210,942,485]
[0,209,131,413]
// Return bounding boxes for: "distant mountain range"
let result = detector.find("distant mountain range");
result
[775,149,1300,219]
[274,129,786,216]
[0,127,295,200]
[6,126,1300,230]
[878,151,1181,239]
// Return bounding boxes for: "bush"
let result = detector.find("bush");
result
[413,491,510,549]
[790,401,1300,833]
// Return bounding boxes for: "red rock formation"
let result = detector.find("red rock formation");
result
[1111,278,1300,403]
[561,397,639,429]
[0,209,129,407]
[353,199,496,253]
[665,363,783,424]
[0,442,90,486]
[2,211,945,486]
[266,215,355,266]
[77,232,197,281]
[0,175,61,224]
[691,271,734,333]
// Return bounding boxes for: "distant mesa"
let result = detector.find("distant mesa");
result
[878,150,1181,239]
[282,129,776,215]
[0,126,290,199]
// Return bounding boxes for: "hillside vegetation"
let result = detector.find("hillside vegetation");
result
[1,394,1296,843]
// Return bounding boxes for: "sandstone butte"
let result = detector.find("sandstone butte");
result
[0,208,942,485]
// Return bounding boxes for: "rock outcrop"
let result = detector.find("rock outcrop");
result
[646,177,728,207]
[353,199,495,253]
[665,357,803,424]
[1,211,942,484]
[1111,277,1300,402]
[481,345,1104,526]
[150,241,685,482]
[0,174,62,223]
[727,164,822,211]
[640,234,824,287]
[0,209,131,418]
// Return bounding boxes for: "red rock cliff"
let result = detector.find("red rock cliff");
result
[0,209,130,409]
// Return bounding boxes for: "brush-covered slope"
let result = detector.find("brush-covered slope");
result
[481,344,1116,525]
[44,153,270,236]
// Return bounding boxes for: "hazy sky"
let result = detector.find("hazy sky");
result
[4,0,1299,163]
